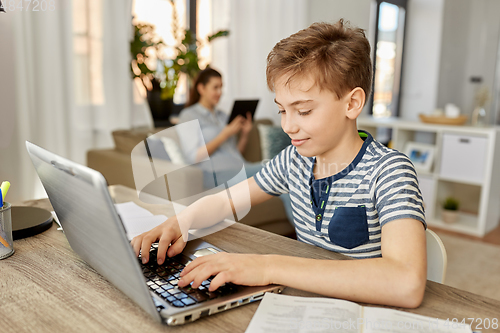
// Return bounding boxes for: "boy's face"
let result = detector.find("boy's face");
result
[274,74,353,160]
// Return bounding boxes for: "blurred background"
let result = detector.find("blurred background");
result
[1,0,500,203]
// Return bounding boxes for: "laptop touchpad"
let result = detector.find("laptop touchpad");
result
[193,248,219,257]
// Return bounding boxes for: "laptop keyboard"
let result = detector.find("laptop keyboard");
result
[139,244,238,308]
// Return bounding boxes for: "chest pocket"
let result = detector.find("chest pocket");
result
[328,206,369,249]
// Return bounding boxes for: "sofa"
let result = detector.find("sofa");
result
[87,119,295,237]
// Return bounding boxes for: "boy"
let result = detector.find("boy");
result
[131,19,427,308]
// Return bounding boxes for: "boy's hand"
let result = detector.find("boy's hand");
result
[130,216,187,265]
[177,252,272,291]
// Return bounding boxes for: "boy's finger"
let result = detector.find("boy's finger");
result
[131,236,142,257]
[156,235,172,265]
[208,272,228,291]
[140,235,157,264]
[167,237,186,258]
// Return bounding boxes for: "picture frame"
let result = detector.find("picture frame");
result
[404,142,435,173]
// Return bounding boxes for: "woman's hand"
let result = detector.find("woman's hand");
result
[130,216,187,265]
[221,115,245,139]
[240,112,253,136]
[177,252,272,291]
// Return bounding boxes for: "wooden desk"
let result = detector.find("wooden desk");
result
[2,185,499,332]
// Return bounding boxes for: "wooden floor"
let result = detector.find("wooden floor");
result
[431,223,500,246]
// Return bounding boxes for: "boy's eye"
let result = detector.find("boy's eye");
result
[298,110,311,116]
[278,109,286,115]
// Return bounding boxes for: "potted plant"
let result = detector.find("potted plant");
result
[442,197,459,224]
[130,1,229,126]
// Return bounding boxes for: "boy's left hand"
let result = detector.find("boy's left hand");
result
[178,252,271,291]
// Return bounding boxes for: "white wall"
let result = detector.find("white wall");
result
[306,0,372,31]
[212,0,448,123]
[399,0,444,120]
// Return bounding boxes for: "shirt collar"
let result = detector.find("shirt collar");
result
[309,130,373,183]
[196,103,222,116]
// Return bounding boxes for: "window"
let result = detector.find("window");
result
[73,0,104,106]
[132,0,212,104]
[370,0,407,118]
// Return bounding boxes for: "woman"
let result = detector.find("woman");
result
[177,68,262,187]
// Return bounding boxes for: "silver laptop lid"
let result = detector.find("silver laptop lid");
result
[26,141,161,322]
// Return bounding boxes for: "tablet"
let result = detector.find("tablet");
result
[227,99,259,124]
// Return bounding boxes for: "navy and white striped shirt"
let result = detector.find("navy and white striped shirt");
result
[254,131,426,259]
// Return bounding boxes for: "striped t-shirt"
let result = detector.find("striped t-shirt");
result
[254,131,426,259]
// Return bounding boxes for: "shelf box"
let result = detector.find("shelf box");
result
[439,134,487,184]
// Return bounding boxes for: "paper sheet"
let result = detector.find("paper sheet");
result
[114,202,154,218]
[246,294,473,333]
[245,293,361,333]
[114,202,167,240]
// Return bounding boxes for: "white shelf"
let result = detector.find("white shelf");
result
[427,211,482,237]
[357,117,500,237]
[437,175,483,187]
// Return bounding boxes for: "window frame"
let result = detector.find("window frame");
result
[369,0,408,117]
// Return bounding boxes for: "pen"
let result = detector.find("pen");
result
[0,188,10,248]
[1,181,10,201]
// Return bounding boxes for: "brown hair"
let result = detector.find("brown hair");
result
[185,67,222,107]
[266,19,372,100]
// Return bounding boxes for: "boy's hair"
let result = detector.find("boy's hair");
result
[266,19,372,100]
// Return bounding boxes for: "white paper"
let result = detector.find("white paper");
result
[362,307,472,333]
[121,215,168,240]
[246,294,473,333]
[245,293,361,333]
[114,202,167,240]
[115,202,154,218]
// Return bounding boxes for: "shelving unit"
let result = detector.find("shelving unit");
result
[358,117,500,237]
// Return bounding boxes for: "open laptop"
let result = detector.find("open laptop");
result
[26,141,284,326]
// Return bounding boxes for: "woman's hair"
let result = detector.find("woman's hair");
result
[266,19,372,100]
[185,67,222,107]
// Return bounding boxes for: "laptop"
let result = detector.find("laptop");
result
[26,141,285,326]
[227,99,259,124]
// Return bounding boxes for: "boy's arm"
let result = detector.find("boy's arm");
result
[130,177,274,264]
[178,218,427,309]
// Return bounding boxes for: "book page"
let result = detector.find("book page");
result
[362,307,472,333]
[245,293,362,333]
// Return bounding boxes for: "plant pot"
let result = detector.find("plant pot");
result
[442,210,459,224]
[146,80,174,127]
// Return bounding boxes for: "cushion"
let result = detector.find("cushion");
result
[146,136,170,161]
[257,124,291,160]
[160,137,186,165]
[112,127,168,154]
[242,119,273,162]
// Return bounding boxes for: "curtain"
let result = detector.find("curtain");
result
[210,0,308,125]
[0,0,152,202]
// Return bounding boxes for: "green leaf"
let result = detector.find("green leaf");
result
[208,30,230,42]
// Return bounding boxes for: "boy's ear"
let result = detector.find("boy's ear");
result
[345,87,365,120]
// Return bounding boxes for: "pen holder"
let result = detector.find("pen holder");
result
[0,202,15,259]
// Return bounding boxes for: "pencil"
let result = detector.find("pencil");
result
[0,234,9,248]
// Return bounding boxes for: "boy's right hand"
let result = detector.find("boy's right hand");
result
[131,216,187,265]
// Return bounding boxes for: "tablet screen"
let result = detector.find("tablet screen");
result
[227,100,259,124]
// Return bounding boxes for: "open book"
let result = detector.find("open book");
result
[245,293,472,333]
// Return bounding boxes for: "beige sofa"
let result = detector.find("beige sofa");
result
[87,120,294,236]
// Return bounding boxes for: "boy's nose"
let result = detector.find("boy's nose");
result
[281,114,299,135]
